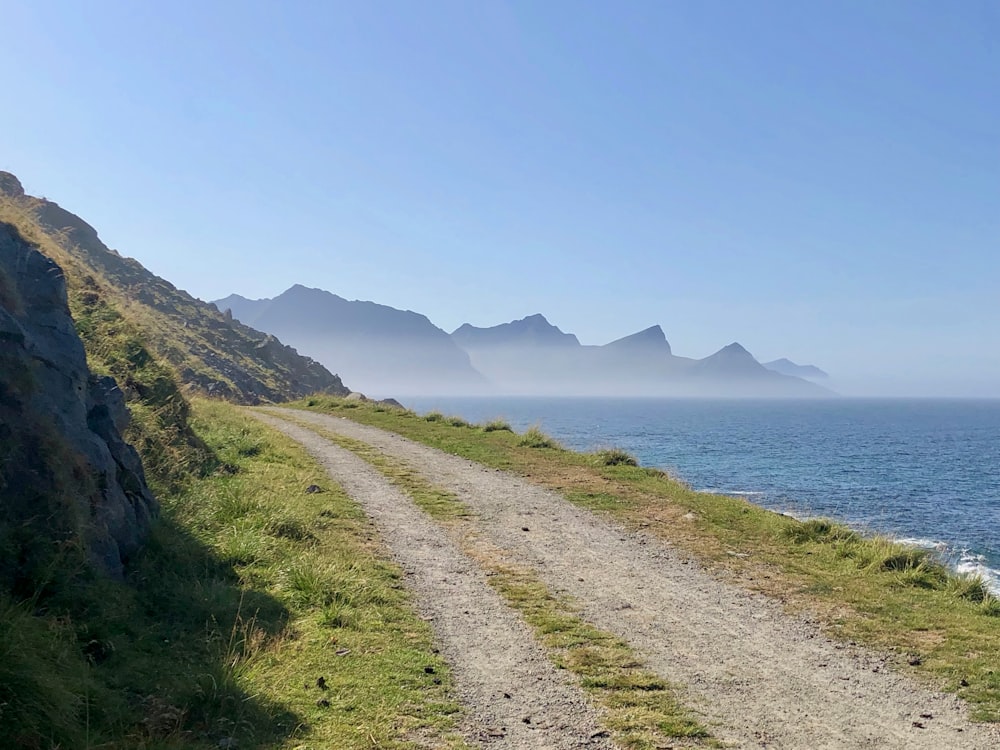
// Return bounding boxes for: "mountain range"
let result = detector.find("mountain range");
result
[215,289,832,397]
[216,286,485,395]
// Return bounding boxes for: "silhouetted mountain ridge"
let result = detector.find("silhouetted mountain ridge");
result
[764,358,830,380]
[602,325,672,355]
[452,314,581,348]
[216,286,484,396]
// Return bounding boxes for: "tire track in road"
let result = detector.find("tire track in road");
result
[251,411,617,750]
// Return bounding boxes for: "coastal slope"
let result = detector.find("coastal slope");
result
[0,172,348,404]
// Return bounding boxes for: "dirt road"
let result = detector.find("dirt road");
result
[259,408,1000,749]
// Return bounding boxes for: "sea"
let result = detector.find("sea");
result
[405,397,1000,591]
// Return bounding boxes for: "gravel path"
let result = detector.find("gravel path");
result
[251,412,617,750]
[269,407,1000,750]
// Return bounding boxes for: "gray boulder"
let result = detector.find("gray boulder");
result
[0,222,158,577]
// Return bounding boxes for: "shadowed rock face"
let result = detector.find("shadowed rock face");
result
[0,222,156,577]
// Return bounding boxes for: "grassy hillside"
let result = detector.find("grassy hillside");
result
[1,401,464,749]
[0,174,366,747]
[0,174,348,405]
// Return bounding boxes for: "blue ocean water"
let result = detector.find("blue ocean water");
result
[407,397,1000,588]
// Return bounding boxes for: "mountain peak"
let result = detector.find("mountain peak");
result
[764,358,830,380]
[691,341,768,378]
[452,314,581,348]
[0,171,25,198]
[719,342,751,356]
[603,325,671,354]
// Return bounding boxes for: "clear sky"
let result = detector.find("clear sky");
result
[3,1,998,395]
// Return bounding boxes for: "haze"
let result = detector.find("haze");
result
[3,2,998,396]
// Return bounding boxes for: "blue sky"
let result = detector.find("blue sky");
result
[3,1,998,395]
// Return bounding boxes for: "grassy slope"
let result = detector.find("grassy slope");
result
[290,396,1000,722]
[1,400,465,749]
[0,192,346,405]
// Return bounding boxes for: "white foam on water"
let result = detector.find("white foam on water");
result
[955,551,1000,596]
[893,536,949,552]
[697,488,766,497]
[893,537,1000,595]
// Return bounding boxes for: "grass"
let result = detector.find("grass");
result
[289,395,1000,723]
[0,400,467,749]
[0,194,346,405]
[595,447,640,467]
[517,425,562,449]
[272,410,714,748]
[489,566,713,748]
[481,418,513,433]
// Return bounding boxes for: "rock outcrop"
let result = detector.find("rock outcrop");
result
[0,222,156,579]
[0,171,349,404]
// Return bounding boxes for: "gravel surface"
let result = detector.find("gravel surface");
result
[271,407,1000,750]
[252,412,617,750]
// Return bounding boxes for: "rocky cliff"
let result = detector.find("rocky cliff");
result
[1,222,157,581]
[0,172,348,404]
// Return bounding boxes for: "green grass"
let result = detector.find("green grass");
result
[517,425,562,449]
[595,448,639,467]
[274,410,714,748]
[0,194,346,406]
[0,400,466,749]
[481,418,513,433]
[489,567,713,749]
[288,396,1000,722]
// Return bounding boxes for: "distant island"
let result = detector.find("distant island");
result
[215,288,833,398]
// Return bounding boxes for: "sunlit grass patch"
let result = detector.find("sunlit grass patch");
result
[0,399,467,749]
[518,425,562,449]
[594,448,639,467]
[483,565,713,747]
[482,418,513,433]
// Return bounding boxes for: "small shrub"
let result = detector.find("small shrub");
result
[423,411,445,422]
[947,574,991,603]
[866,544,933,573]
[979,596,1000,617]
[286,565,330,607]
[220,521,268,566]
[267,517,314,543]
[785,518,860,545]
[596,448,638,467]
[447,415,471,428]
[482,419,513,433]
[321,601,358,630]
[892,562,948,590]
[518,426,561,449]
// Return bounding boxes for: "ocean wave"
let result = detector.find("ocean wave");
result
[954,552,1000,596]
[893,537,1000,595]
[893,536,949,551]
